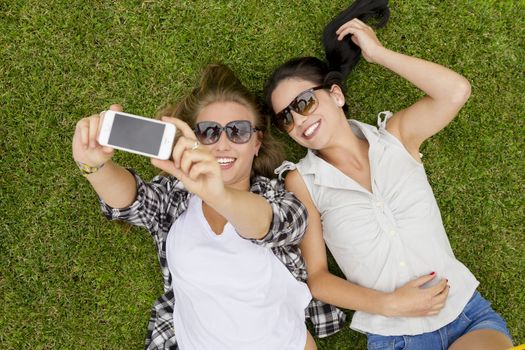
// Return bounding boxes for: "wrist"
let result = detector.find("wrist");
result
[75,160,107,177]
[205,184,230,207]
[380,291,397,317]
[368,45,389,65]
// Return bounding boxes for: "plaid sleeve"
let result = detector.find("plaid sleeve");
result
[307,299,347,338]
[99,169,189,237]
[249,176,308,248]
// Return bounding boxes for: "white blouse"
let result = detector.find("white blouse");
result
[294,113,478,336]
[166,195,312,349]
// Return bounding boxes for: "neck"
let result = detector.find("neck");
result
[201,175,251,235]
[202,201,228,235]
[227,175,251,192]
[318,120,369,167]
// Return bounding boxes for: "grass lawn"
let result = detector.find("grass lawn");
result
[1,0,523,348]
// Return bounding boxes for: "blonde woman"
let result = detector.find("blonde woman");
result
[72,65,317,349]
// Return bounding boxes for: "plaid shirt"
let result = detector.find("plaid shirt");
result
[99,170,345,349]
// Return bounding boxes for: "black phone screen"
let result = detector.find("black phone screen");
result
[108,113,165,155]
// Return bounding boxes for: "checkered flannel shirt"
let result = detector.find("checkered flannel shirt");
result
[99,170,345,349]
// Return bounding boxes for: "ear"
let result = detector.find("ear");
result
[329,84,345,107]
[254,131,262,156]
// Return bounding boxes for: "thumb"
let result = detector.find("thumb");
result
[413,272,437,287]
[161,116,196,139]
[109,104,124,112]
[101,146,114,154]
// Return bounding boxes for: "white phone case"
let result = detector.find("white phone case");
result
[98,110,176,160]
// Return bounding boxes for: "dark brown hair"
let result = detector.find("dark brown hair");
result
[264,0,389,117]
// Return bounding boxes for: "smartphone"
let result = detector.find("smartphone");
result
[98,110,176,160]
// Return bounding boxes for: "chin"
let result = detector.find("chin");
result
[225,172,251,188]
[295,138,319,150]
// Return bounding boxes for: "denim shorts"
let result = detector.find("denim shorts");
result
[367,291,512,350]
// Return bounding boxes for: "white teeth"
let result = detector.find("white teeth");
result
[304,122,319,137]
[217,157,235,164]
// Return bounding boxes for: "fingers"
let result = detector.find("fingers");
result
[336,18,370,34]
[77,119,89,149]
[424,279,449,315]
[336,18,372,40]
[434,283,449,301]
[179,148,214,175]
[172,136,201,168]
[433,280,450,303]
[428,285,449,315]
[75,114,100,149]
[161,117,197,140]
[188,161,217,181]
[109,104,123,112]
[88,115,100,149]
[404,273,450,316]
[156,135,217,181]
[413,272,437,287]
[152,150,217,184]
[171,137,192,168]
[352,18,370,28]
[336,27,357,42]
[96,110,106,143]
[428,278,449,296]
[73,112,115,166]
[101,146,114,154]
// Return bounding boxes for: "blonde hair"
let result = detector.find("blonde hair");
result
[158,64,284,179]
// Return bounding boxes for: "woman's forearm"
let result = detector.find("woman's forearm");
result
[85,160,137,209]
[205,187,273,240]
[372,47,471,104]
[309,271,394,316]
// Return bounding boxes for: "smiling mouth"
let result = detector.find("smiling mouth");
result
[217,157,236,168]
[303,121,320,139]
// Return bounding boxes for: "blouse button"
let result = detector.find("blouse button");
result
[399,261,406,267]
[389,229,396,236]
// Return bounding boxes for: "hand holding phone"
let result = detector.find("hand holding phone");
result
[72,110,116,168]
[97,110,176,160]
[151,117,226,202]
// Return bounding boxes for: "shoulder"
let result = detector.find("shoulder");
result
[284,169,317,210]
[250,175,306,214]
[284,169,306,191]
[250,175,283,196]
[142,173,191,214]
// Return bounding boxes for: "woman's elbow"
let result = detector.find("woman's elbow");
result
[450,77,471,106]
[306,272,326,300]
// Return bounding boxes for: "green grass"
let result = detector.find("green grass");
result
[1,0,523,348]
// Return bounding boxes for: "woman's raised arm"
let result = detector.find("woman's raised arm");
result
[72,104,137,208]
[337,19,471,159]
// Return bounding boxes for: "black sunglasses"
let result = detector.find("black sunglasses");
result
[274,86,325,132]
[194,120,259,145]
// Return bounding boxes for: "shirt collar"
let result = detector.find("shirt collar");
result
[297,119,382,191]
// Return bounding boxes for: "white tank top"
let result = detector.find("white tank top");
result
[166,195,311,349]
[295,113,479,336]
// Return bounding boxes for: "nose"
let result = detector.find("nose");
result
[213,130,232,151]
